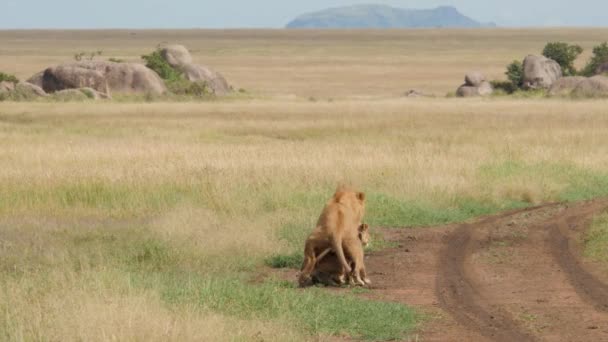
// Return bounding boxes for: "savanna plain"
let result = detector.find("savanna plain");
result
[2,29,608,341]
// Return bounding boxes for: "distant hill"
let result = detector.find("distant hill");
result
[286,5,495,29]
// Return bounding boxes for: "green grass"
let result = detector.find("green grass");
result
[160,276,419,340]
[0,222,420,340]
[584,212,608,262]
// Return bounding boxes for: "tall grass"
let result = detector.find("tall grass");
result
[2,98,608,339]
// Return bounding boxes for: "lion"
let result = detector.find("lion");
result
[312,223,371,286]
[298,186,370,287]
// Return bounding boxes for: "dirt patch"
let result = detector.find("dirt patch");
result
[269,199,608,341]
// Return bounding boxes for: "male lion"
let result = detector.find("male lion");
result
[298,186,370,287]
[312,223,371,286]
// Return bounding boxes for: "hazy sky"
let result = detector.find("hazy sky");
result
[1,0,607,29]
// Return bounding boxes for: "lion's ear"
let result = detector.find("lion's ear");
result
[359,223,369,233]
[357,192,366,202]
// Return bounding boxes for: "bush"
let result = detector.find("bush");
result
[505,60,524,89]
[542,42,583,76]
[166,79,212,97]
[490,80,517,94]
[0,72,19,84]
[581,42,608,76]
[141,49,182,82]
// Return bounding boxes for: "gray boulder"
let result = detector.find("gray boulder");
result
[548,76,586,96]
[477,81,493,96]
[53,89,90,101]
[179,63,231,95]
[0,82,47,100]
[160,45,193,67]
[456,85,479,97]
[37,61,166,95]
[26,71,44,88]
[159,44,231,95]
[456,79,493,97]
[16,82,47,97]
[465,71,485,87]
[522,55,562,90]
[571,76,608,98]
[79,87,111,99]
[42,64,108,94]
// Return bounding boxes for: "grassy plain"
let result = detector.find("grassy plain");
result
[2,29,608,340]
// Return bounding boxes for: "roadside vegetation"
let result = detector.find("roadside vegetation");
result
[585,212,608,263]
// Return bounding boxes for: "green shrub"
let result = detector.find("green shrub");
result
[166,79,212,97]
[542,42,583,76]
[0,72,19,84]
[505,60,523,89]
[581,42,608,76]
[141,49,182,82]
[490,80,517,94]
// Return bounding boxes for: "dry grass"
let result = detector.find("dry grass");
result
[3,29,608,340]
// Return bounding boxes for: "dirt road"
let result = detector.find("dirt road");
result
[361,199,608,341]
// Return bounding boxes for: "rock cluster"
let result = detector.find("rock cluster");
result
[456,71,493,97]
[160,45,231,95]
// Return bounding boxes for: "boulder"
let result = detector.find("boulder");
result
[178,63,231,95]
[160,45,193,68]
[548,76,586,96]
[456,85,480,97]
[42,64,108,94]
[522,55,562,90]
[1,82,48,100]
[15,82,47,97]
[79,87,111,99]
[26,71,44,88]
[571,76,608,98]
[465,71,485,87]
[53,89,90,101]
[37,61,166,95]
[456,80,493,97]
[159,44,231,95]
[477,81,493,96]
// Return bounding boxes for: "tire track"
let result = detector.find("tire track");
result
[436,201,608,341]
[436,215,537,342]
[548,201,608,312]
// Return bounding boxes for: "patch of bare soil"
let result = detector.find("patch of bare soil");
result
[270,199,608,341]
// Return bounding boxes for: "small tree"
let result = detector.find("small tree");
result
[581,42,608,76]
[542,42,583,76]
[505,60,523,88]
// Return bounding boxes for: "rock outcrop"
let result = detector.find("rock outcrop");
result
[571,76,608,98]
[522,55,562,90]
[159,45,231,95]
[456,71,493,97]
[35,61,166,96]
[548,76,586,96]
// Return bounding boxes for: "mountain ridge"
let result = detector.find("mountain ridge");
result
[286,5,496,29]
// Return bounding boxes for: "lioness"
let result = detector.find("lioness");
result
[298,186,370,287]
[312,223,371,286]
